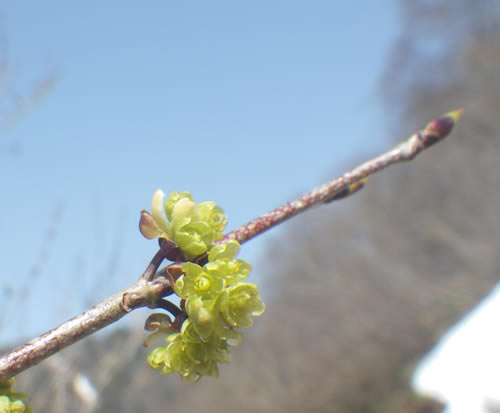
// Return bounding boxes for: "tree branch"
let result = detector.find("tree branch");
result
[0,251,170,382]
[0,108,463,383]
[217,109,464,245]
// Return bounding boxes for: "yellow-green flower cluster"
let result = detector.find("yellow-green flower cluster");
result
[144,191,265,381]
[140,190,227,260]
[0,379,30,413]
[147,320,232,382]
[177,240,264,337]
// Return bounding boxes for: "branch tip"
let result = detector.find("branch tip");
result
[446,108,465,123]
[419,108,465,149]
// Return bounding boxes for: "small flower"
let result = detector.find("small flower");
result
[140,190,227,260]
[0,379,30,413]
[164,191,193,221]
[219,282,265,328]
[147,321,231,382]
[176,262,225,299]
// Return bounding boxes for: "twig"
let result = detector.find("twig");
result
[0,254,169,382]
[0,109,463,383]
[216,109,464,245]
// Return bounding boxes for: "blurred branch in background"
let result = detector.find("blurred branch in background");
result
[0,30,57,156]
[0,204,65,333]
[0,22,61,349]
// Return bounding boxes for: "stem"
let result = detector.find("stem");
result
[0,255,171,382]
[155,299,183,318]
[216,109,464,246]
[141,248,165,282]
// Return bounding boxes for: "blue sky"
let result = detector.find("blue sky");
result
[0,2,398,344]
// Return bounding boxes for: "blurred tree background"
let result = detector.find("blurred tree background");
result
[11,1,500,411]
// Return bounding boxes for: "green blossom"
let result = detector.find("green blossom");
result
[170,201,227,259]
[147,321,231,382]
[0,379,30,413]
[139,190,227,260]
[176,261,224,337]
[208,241,251,285]
[143,192,265,381]
[164,191,193,221]
[219,282,266,328]
[175,239,263,336]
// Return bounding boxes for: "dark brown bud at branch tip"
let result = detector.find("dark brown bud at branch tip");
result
[420,108,464,148]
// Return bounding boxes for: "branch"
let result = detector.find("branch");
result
[217,109,464,245]
[0,251,170,382]
[0,109,463,383]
